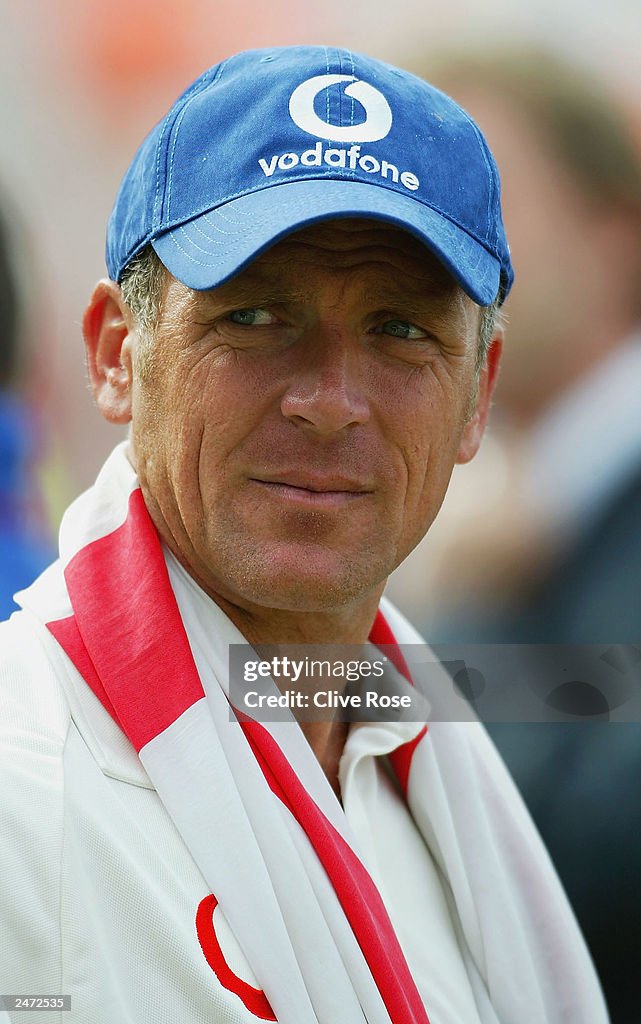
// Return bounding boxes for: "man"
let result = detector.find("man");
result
[0,47,607,1024]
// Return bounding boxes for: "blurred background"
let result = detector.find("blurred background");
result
[2,0,641,1019]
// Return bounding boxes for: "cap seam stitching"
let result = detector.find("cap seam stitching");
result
[154,64,225,230]
[325,47,331,126]
[348,50,356,129]
[164,62,228,223]
[455,106,495,244]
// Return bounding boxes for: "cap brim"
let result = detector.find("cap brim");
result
[152,179,500,306]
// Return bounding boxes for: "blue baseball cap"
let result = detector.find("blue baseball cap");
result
[107,46,513,306]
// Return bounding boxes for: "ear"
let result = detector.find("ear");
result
[455,334,503,465]
[82,279,135,424]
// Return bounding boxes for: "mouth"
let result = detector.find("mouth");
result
[249,474,372,508]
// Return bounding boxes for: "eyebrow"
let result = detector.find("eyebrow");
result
[364,283,458,311]
[360,275,465,328]
[192,264,462,320]
[192,278,306,313]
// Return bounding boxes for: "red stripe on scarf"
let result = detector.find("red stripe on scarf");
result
[48,614,120,725]
[241,718,431,1024]
[370,609,428,797]
[47,488,204,751]
[369,609,413,679]
[388,724,428,798]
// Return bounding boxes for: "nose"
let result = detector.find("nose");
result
[280,327,370,434]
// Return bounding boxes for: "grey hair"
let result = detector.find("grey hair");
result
[119,245,166,335]
[119,243,503,372]
[477,296,503,372]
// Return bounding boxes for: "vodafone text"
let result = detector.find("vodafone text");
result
[258,142,420,192]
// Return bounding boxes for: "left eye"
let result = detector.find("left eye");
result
[227,308,276,325]
[378,319,427,340]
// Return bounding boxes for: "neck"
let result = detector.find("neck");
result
[165,543,385,794]
[203,576,383,797]
[300,718,350,800]
[213,584,373,800]
[212,590,384,646]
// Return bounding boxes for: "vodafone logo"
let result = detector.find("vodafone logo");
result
[256,73,420,193]
[288,74,393,143]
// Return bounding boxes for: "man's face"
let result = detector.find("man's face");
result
[122,219,493,616]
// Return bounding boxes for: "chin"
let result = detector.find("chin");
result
[225,545,387,614]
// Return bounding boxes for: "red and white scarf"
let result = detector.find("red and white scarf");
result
[18,443,608,1024]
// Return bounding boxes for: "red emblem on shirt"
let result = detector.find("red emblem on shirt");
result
[196,894,277,1020]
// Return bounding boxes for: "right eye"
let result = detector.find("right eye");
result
[227,308,276,326]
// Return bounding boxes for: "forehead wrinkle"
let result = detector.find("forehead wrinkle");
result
[257,238,460,305]
[191,268,310,313]
[256,219,459,277]
[265,238,440,278]
[361,272,458,310]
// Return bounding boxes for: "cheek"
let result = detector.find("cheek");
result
[394,393,471,540]
[138,352,257,448]
[130,364,210,507]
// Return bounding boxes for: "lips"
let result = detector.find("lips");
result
[250,471,371,494]
[249,472,372,508]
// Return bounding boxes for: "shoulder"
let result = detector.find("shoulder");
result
[0,610,72,754]
[0,611,71,817]
[0,612,70,992]
[0,606,71,782]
